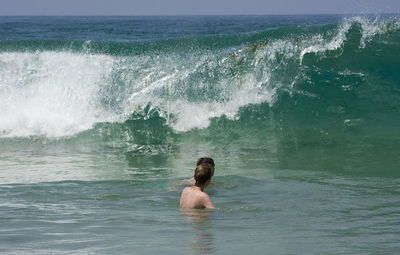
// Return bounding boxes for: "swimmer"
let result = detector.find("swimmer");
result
[180,163,215,209]
[173,157,215,186]
[187,157,215,184]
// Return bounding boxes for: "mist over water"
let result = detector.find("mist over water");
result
[1,15,400,255]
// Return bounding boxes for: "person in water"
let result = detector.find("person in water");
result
[186,157,215,184]
[180,163,215,209]
[173,157,215,186]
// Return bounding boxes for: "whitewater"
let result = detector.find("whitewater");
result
[0,15,399,255]
[1,15,398,137]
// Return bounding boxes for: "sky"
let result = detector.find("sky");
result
[1,0,400,16]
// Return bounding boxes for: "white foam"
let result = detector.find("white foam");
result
[356,16,400,48]
[0,51,116,137]
[300,16,399,62]
[123,16,399,133]
[124,53,277,132]
[2,16,397,137]
[300,21,352,63]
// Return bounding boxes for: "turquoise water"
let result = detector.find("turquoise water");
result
[1,15,400,254]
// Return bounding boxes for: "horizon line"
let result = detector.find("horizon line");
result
[0,12,399,17]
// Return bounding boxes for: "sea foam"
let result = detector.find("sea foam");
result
[0,51,117,137]
[0,16,397,138]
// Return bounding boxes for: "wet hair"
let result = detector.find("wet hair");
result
[194,164,213,187]
[196,157,215,176]
[196,157,215,167]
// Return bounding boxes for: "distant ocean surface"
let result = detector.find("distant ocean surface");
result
[1,15,400,254]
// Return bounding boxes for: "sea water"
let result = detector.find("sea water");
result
[1,15,400,254]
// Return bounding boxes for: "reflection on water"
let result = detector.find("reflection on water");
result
[181,209,215,254]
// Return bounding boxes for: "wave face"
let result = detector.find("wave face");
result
[0,15,399,141]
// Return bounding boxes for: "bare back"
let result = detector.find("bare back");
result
[180,186,215,209]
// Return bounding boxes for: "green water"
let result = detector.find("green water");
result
[2,140,399,254]
[1,15,400,254]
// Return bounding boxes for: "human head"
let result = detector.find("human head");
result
[196,157,215,176]
[194,164,213,188]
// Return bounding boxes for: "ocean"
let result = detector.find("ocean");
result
[0,15,399,254]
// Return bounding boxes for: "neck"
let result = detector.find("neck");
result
[194,185,205,191]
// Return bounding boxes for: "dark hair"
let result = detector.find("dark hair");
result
[197,157,215,176]
[196,157,215,167]
[194,164,213,187]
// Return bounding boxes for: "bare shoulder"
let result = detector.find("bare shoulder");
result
[181,187,192,196]
[182,186,191,192]
[200,191,215,209]
[199,191,210,198]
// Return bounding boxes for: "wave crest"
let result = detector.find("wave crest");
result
[1,16,399,138]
